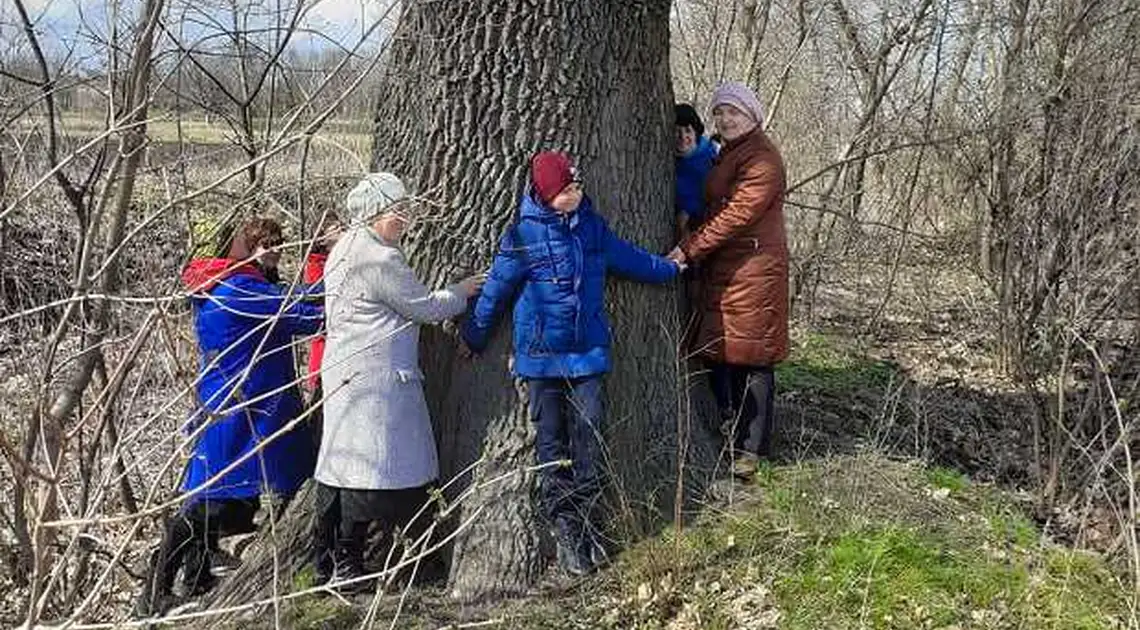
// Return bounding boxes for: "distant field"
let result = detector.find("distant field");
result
[39,112,373,161]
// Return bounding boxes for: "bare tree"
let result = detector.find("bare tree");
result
[0,0,397,623]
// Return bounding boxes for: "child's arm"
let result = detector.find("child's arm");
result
[462,229,528,353]
[603,222,679,284]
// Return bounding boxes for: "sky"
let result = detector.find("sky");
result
[1,0,393,63]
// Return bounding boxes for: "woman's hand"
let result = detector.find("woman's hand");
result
[667,246,689,273]
[457,272,487,298]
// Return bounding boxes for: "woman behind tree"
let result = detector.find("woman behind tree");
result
[137,217,323,616]
[303,214,343,394]
[674,102,718,240]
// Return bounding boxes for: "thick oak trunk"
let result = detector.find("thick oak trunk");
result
[376,0,708,601]
[203,0,719,613]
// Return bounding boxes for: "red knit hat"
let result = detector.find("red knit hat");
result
[530,151,576,204]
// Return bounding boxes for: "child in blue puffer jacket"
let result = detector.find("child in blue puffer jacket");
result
[462,151,681,576]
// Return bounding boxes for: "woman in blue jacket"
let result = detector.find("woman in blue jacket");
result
[137,218,323,616]
[462,152,681,576]
[674,103,718,238]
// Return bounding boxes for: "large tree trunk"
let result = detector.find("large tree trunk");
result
[375,0,715,601]
[203,0,719,613]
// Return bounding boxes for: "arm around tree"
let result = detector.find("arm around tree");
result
[462,229,528,353]
[603,220,679,284]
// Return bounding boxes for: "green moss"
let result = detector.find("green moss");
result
[778,526,1029,628]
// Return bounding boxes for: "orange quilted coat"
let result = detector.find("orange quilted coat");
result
[680,126,789,366]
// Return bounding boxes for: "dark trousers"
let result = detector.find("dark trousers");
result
[146,497,259,597]
[527,376,605,528]
[312,481,440,581]
[709,362,775,457]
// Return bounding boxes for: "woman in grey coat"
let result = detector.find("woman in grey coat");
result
[312,172,483,588]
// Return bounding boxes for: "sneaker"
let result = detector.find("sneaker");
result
[732,452,760,481]
[329,567,375,595]
[182,571,217,597]
[719,416,736,438]
[210,547,242,577]
[325,551,375,595]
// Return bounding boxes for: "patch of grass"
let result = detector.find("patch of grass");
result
[53,112,372,150]
[778,525,1028,629]
[776,331,899,395]
[512,456,1132,630]
[926,465,969,493]
[985,504,1040,548]
[284,595,359,630]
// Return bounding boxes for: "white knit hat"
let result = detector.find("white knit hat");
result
[346,172,409,225]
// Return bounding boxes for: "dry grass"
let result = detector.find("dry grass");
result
[261,456,1132,629]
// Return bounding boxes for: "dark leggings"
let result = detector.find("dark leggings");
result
[312,481,440,579]
[147,498,260,597]
[709,362,776,457]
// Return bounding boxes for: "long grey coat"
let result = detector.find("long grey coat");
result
[316,227,466,490]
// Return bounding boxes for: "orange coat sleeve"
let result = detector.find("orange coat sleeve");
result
[680,158,782,263]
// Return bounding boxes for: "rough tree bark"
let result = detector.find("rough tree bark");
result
[202,0,719,614]
[376,0,695,601]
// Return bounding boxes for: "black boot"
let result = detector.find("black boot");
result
[179,538,218,597]
[136,510,201,618]
[311,484,341,586]
[554,516,592,577]
[582,522,609,570]
[329,521,373,595]
[135,546,177,618]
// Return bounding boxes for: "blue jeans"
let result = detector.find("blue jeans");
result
[527,376,605,525]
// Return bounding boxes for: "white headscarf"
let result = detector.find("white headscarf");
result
[346,172,409,225]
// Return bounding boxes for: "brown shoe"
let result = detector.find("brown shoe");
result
[732,452,760,481]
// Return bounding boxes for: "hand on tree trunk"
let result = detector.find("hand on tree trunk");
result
[457,272,487,298]
[667,246,688,271]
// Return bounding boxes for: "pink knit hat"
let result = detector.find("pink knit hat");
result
[710,81,764,126]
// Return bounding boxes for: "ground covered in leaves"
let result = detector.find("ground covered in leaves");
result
[264,454,1130,629]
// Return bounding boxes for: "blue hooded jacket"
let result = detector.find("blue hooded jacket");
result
[462,192,678,379]
[180,259,323,502]
[676,136,718,220]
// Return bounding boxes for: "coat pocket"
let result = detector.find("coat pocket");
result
[525,317,553,357]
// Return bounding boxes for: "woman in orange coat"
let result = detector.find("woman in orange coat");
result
[669,82,788,480]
